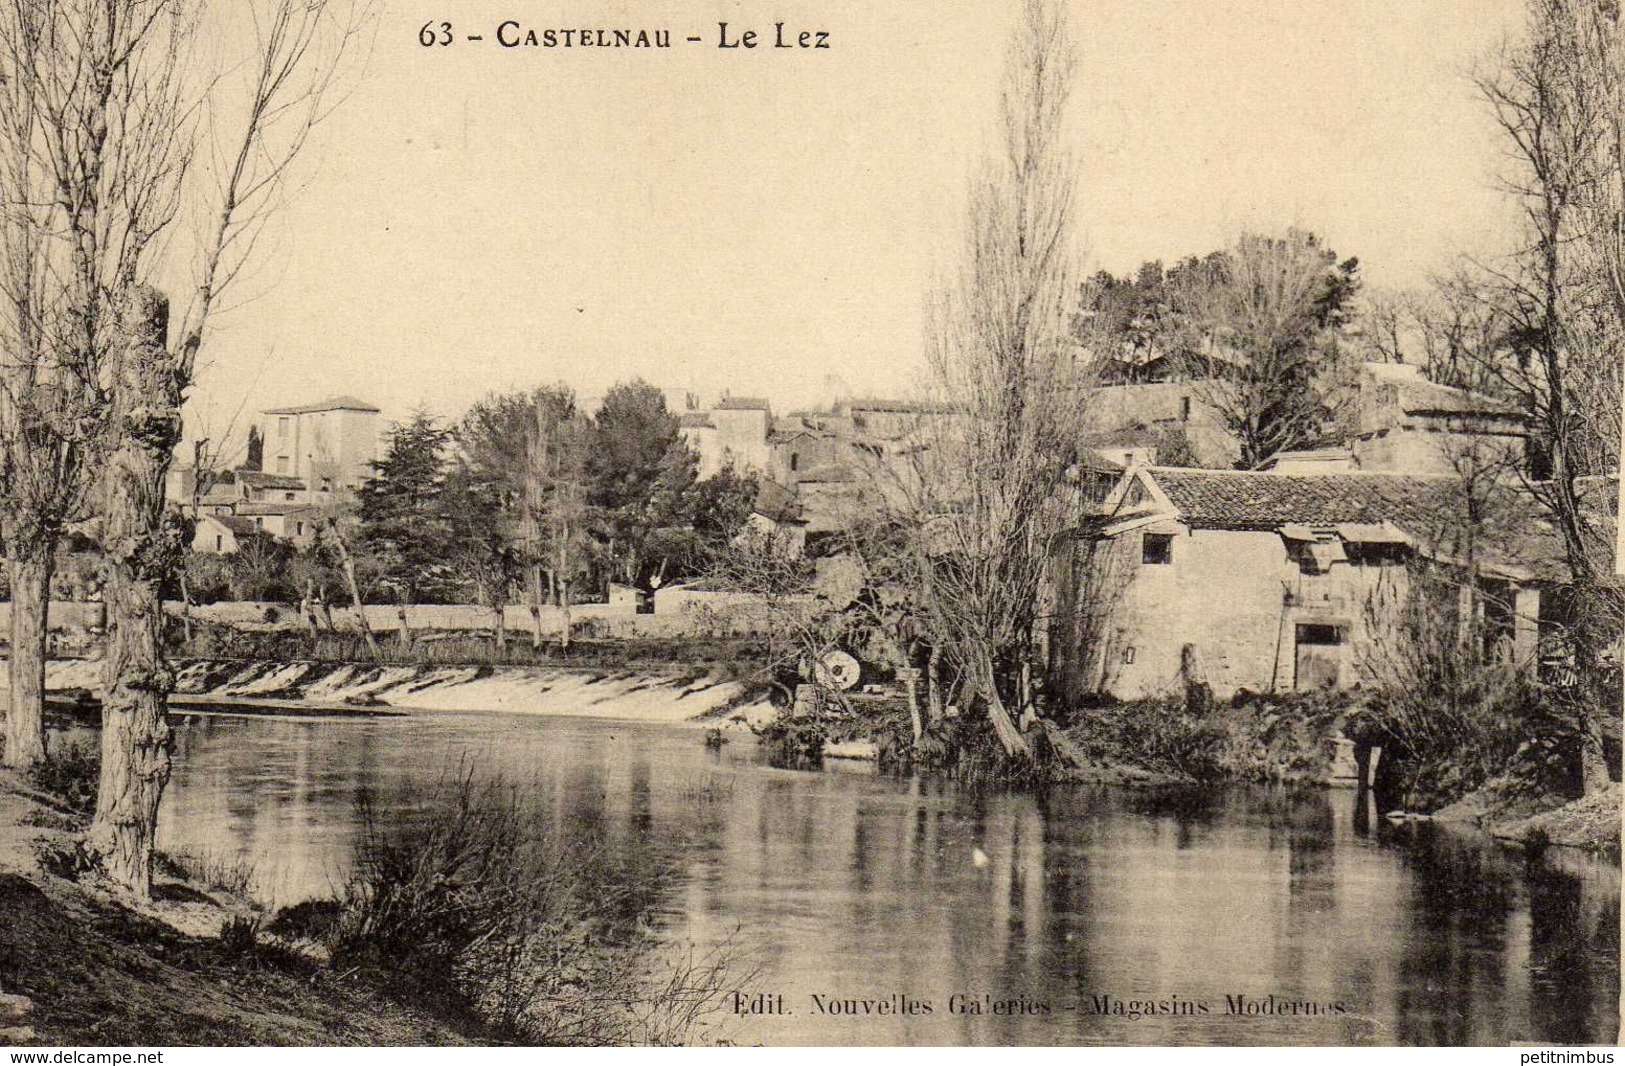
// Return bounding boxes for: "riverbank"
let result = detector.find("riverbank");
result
[0,771,481,1046]
[1435,778,1622,854]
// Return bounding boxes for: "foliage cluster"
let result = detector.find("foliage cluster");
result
[327,766,734,1045]
[28,737,100,816]
[344,384,759,612]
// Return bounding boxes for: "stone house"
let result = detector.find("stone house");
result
[259,395,381,494]
[678,397,774,478]
[1349,362,1527,476]
[1047,465,1551,701]
[191,514,259,555]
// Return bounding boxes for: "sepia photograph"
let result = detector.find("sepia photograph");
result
[0,0,1619,1050]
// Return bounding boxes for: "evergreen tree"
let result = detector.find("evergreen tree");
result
[356,410,456,603]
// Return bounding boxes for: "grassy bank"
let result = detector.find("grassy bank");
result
[0,770,478,1046]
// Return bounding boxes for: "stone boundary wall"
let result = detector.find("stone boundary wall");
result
[0,586,819,642]
[0,601,106,633]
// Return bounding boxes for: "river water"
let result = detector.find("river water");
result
[155,708,1620,1046]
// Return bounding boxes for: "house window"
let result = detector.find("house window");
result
[320,477,332,493]
[254,517,263,529]
[1141,533,1174,565]
[790,453,799,473]
[1180,396,1191,422]
[1296,624,1344,646]
[284,492,296,501]
[277,416,290,438]
[215,535,223,552]
[276,456,289,474]
[296,521,305,537]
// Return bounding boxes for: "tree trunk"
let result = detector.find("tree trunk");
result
[528,564,545,650]
[88,287,183,899]
[178,568,193,644]
[395,601,412,653]
[1580,695,1613,795]
[3,549,53,768]
[327,520,378,658]
[927,645,943,727]
[493,600,507,654]
[901,648,922,742]
[559,578,572,651]
[972,652,1031,760]
[301,579,319,636]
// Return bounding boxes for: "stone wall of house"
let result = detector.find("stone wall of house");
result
[1086,383,1238,468]
[1062,522,1544,702]
[1352,420,1525,477]
[1095,524,1290,698]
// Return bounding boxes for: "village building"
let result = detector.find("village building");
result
[259,394,382,495]
[1047,465,1555,702]
[190,514,260,555]
[1350,362,1528,476]
[678,396,773,479]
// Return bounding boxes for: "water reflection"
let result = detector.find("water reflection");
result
[158,711,1620,1046]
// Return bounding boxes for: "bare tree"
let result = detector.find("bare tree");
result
[1171,230,1361,469]
[0,0,369,892]
[1475,0,1624,793]
[911,0,1090,760]
[0,1,191,766]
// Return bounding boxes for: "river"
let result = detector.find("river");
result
[155,708,1620,1046]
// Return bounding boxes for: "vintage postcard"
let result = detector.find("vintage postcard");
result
[0,0,1619,1051]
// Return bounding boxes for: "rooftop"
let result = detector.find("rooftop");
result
[200,514,259,538]
[1144,467,1465,532]
[232,470,307,490]
[1363,363,1524,419]
[1110,465,1564,579]
[263,395,381,416]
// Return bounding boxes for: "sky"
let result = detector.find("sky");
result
[182,0,1531,448]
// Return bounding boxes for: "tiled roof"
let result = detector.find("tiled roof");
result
[201,514,258,537]
[235,470,306,489]
[234,502,318,517]
[677,412,714,428]
[1147,468,1465,533]
[752,479,805,524]
[264,395,381,415]
[1139,466,1567,579]
[795,463,859,485]
[846,399,956,415]
[1364,363,1524,419]
[1394,378,1523,418]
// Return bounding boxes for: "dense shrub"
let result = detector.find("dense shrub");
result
[754,715,827,770]
[29,737,100,815]
[1216,689,1349,784]
[328,766,734,1044]
[1355,676,1584,812]
[1064,697,1229,782]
